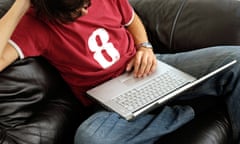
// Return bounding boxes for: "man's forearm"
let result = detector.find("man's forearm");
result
[126,12,149,47]
[0,0,30,57]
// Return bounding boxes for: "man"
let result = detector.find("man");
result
[1,0,239,143]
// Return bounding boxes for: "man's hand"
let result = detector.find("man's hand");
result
[126,47,157,78]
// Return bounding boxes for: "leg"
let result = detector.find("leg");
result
[74,106,194,144]
[75,46,240,144]
[157,46,240,143]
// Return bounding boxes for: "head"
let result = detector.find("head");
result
[30,0,91,23]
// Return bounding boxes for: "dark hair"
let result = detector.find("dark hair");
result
[30,0,90,23]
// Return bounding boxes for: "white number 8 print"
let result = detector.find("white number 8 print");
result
[88,28,120,69]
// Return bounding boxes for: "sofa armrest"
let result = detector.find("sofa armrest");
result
[0,57,84,144]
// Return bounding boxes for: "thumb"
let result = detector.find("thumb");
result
[126,59,134,72]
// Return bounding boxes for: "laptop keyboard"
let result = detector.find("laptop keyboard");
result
[112,71,190,112]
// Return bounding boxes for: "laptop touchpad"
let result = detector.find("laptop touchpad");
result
[122,77,146,86]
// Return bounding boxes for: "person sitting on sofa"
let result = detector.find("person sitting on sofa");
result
[0,0,240,143]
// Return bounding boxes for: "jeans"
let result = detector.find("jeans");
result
[74,46,240,144]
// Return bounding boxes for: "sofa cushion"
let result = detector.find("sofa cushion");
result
[130,0,240,53]
[0,58,50,127]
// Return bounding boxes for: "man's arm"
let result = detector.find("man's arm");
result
[0,43,19,72]
[126,13,149,47]
[0,0,30,71]
[126,12,157,78]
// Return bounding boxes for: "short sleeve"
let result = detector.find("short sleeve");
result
[10,10,50,58]
[116,0,135,26]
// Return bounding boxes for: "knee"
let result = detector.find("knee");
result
[222,47,240,61]
[74,111,118,144]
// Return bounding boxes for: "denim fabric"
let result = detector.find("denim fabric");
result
[75,106,194,144]
[75,46,240,144]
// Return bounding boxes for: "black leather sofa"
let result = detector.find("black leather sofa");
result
[0,0,239,143]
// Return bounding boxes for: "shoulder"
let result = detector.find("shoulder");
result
[13,8,51,39]
[11,8,52,56]
[22,8,47,28]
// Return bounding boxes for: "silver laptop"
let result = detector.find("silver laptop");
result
[87,59,237,120]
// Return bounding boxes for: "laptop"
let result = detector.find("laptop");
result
[87,59,237,120]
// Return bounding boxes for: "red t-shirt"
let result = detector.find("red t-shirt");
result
[11,0,136,106]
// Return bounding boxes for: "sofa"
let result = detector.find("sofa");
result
[0,0,239,143]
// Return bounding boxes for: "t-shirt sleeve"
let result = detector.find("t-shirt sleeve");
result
[10,11,50,59]
[116,0,135,26]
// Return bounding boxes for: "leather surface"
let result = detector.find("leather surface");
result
[0,0,236,143]
[130,0,240,53]
[0,58,82,144]
[0,0,14,18]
